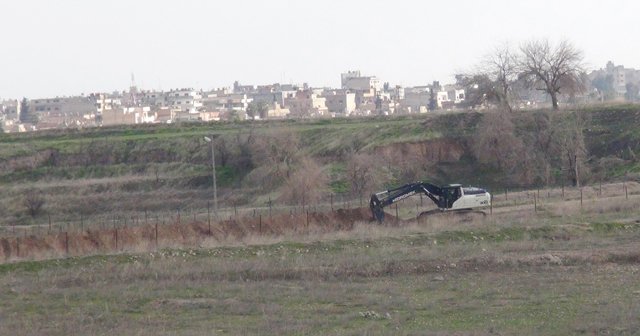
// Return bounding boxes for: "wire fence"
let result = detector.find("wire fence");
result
[0,181,638,240]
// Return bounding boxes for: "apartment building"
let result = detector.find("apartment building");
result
[165,88,202,113]
[323,90,356,115]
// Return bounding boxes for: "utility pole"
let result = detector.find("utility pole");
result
[204,136,218,213]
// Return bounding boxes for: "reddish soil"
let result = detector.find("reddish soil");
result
[0,207,395,263]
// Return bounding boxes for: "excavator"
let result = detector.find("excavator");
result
[369,182,491,222]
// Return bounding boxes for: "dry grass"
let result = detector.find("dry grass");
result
[1,184,640,335]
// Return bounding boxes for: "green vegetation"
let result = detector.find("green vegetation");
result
[2,201,640,335]
[1,104,639,227]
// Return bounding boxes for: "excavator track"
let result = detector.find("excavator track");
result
[416,209,486,224]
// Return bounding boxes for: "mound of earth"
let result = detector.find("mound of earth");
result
[0,207,394,263]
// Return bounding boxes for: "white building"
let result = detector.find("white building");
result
[165,88,202,114]
[341,70,382,92]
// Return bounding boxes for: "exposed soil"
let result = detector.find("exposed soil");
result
[0,207,395,263]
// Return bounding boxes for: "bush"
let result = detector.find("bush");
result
[23,189,46,218]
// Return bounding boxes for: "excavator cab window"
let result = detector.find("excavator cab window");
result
[441,186,462,209]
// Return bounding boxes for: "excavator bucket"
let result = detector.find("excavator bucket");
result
[369,195,385,222]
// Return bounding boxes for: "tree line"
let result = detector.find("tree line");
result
[457,39,586,111]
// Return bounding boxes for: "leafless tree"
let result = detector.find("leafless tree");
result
[483,44,519,112]
[253,130,301,180]
[23,189,46,218]
[552,111,589,187]
[457,44,518,112]
[518,39,586,110]
[279,157,328,206]
[472,111,524,174]
[345,153,379,205]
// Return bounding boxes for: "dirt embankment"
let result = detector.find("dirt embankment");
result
[375,138,467,163]
[0,208,390,263]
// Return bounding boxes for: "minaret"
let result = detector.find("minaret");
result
[129,73,138,106]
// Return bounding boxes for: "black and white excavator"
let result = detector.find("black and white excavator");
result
[369,182,491,222]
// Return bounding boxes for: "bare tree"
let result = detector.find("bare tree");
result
[253,130,300,180]
[472,111,524,174]
[518,39,586,110]
[551,111,589,187]
[457,44,518,112]
[345,153,379,205]
[483,44,519,112]
[279,157,328,206]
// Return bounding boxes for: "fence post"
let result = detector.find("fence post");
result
[490,194,493,215]
[580,188,583,208]
[330,193,334,212]
[534,194,537,212]
[306,210,309,230]
[115,228,118,251]
[48,214,52,234]
[155,220,158,248]
[81,215,84,232]
[65,231,69,256]
[16,237,20,259]
[207,201,211,234]
[562,184,565,200]
[505,189,508,201]
[269,197,272,218]
[599,180,602,197]
[625,183,628,200]
[259,214,262,234]
[395,204,399,225]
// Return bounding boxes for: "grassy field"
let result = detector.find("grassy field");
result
[1,190,639,335]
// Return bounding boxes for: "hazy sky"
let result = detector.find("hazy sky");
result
[1,0,639,99]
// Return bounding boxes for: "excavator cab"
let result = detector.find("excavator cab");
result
[440,185,462,209]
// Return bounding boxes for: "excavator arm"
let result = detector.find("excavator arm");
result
[369,182,443,222]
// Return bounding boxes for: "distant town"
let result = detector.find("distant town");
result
[1,61,639,133]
